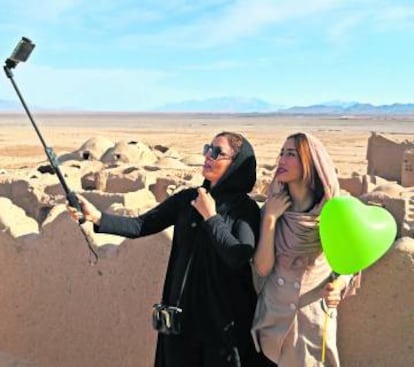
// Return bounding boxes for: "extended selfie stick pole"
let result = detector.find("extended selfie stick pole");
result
[3,37,98,264]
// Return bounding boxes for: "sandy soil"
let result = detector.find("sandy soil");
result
[1,112,413,178]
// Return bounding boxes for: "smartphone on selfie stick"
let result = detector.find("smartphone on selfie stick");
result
[3,37,98,264]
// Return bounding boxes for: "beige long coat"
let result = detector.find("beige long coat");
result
[251,250,341,367]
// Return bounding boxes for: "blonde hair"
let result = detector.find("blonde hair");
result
[287,133,324,203]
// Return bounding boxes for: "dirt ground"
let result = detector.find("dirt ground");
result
[1,112,413,178]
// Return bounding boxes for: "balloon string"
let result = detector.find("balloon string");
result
[321,277,339,364]
[321,308,329,363]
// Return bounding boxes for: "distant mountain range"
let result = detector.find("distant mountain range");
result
[280,102,414,115]
[1,97,414,115]
[156,97,280,113]
[155,98,414,115]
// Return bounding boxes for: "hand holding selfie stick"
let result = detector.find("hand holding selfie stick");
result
[3,37,98,264]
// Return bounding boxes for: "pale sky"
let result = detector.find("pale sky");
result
[0,0,413,111]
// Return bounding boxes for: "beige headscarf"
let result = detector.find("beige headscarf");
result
[269,132,340,257]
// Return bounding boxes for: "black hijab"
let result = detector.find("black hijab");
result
[202,134,257,198]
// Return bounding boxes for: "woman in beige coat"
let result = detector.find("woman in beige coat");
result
[251,133,359,367]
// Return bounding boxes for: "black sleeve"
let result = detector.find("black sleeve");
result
[203,202,260,269]
[95,192,183,238]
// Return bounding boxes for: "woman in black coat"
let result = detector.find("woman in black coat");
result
[68,131,264,367]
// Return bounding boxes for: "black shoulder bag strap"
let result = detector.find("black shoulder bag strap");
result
[175,250,194,308]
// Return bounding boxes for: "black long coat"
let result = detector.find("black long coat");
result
[96,137,261,366]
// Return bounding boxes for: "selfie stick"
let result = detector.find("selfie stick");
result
[3,37,98,264]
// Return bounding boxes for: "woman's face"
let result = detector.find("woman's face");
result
[202,135,234,186]
[275,138,303,183]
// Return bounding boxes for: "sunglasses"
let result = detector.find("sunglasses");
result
[202,144,233,160]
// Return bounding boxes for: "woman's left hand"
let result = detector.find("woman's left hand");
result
[321,277,347,308]
[191,187,217,220]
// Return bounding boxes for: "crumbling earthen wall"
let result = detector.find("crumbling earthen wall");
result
[0,136,413,367]
[1,206,412,367]
[338,237,414,367]
[402,149,414,187]
[0,207,172,367]
[367,133,414,182]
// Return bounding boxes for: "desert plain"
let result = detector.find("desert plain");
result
[0,112,413,367]
[0,112,413,174]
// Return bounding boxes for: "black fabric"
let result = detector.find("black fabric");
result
[155,332,268,367]
[96,136,263,367]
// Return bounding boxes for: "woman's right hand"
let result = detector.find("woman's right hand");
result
[264,191,291,220]
[254,189,290,277]
[66,195,102,225]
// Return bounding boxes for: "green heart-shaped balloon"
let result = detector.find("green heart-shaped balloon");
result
[319,196,397,274]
